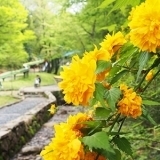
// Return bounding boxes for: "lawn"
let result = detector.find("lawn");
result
[0,95,20,108]
[0,72,57,90]
[0,72,58,107]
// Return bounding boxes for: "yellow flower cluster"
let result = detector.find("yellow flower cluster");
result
[40,113,91,160]
[59,32,126,106]
[118,84,142,118]
[128,0,160,53]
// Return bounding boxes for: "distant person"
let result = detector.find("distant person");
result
[42,61,48,71]
[38,75,41,86]
[34,75,41,87]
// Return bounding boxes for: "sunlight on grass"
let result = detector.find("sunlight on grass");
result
[1,72,57,90]
[0,96,20,108]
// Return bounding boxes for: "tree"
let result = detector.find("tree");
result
[0,0,35,68]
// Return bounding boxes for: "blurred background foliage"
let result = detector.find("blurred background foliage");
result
[0,0,159,159]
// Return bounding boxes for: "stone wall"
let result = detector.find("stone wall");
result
[0,91,57,160]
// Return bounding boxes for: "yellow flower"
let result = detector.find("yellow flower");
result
[100,31,126,57]
[40,144,54,160]
[84,46,111,81]
[96,69,110,82]
[118,84,142,118]
[58,55,96,106]
[67,112,92,130]
[128,0,160,53]
[84,46,111,62]
[40,113,92,160]
[48,104,56,114]
[145,70,154,81]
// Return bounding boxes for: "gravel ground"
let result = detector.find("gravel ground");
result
[0,97,46,126]
[10,105,82,160]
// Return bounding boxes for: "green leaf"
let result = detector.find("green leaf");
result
[82,121,104,128]
[113,137,132,157]
[110,70,128,85]
[117,43,138,66]
[142,100,160,106]
[102,149,121,160]
[100,24,117,32]
[142,106,157,126]
[96,60,111,74]
[98,0,115,9]
[81,121,105,135]
[104,88,121,111]
[94,107,111,120]
[136,51,151,81]
[81,131,114,153]
[109,0,141,14]
[108,66,121,78]
[94,83,106,106]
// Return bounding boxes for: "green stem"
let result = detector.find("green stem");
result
[135,69,150,92]
[108,113,121,134]
[135,57,160,91]
[118,117,126,133]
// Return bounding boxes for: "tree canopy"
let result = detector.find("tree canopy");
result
[0,0,35,68]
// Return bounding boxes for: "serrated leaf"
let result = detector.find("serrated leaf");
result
[136,51,151,81]
[81,131,114,153]
[104,88,121,111]
[108,0,141,15]
[96,60,111,74]
[117,44,138,66]
[110,70,128,85]
[142,100,160,106]
[113,137,132,157]
[94,83,106,106]
[89,97,98,106]
[94,107,111,120]
[108,66,121,78]
[102,149,121,160]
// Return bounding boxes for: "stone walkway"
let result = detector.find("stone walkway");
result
[0,85,60,126]
[19,85,60,94]
[11,105,81,160]
[0,97,46,126]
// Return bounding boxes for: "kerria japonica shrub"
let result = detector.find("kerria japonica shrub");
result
[40,0,160,159]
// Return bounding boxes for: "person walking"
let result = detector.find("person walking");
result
[34,75,41,87]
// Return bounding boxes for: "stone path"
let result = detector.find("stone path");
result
[19,85,60,94]
[0,97,46,126]
[11,105,81,160]
[0,85,60,126]
[0,85,80,160]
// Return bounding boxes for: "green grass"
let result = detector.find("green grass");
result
[1,72,57,90]
[0,72,58,107]
[0,96,20,108]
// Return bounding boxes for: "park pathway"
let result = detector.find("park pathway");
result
[0,85,60,126]
[0,97,46,126]
[0,84,82,160]
[11,105,81,160]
